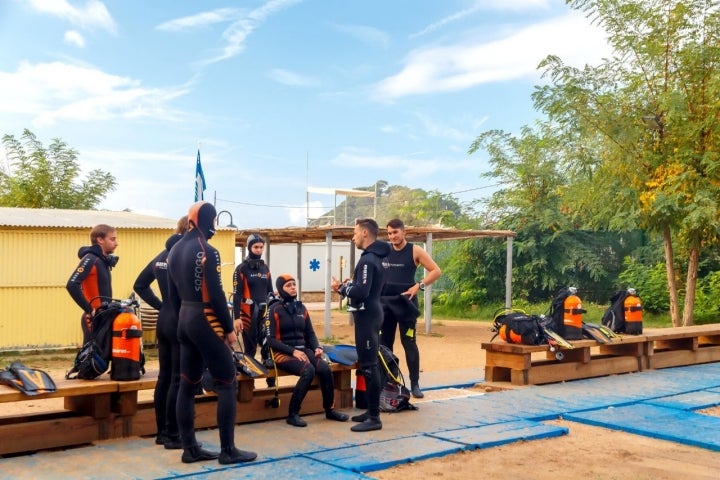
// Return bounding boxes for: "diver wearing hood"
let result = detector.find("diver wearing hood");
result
[167,201,257,465]
[266,274,349,427]
[232,233,273,355]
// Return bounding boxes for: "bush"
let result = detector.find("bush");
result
[618,258,669,313]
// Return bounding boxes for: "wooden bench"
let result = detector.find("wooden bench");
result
[482,323,720,387]
[0,362,356,456]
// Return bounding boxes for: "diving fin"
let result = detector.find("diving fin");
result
[542,327,574,349]
[0,361,57,396]
[582,323,612,343]
[323,344,358,366]
[584,322,620,339]
[232,334,268,378]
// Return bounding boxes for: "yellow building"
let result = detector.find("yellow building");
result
[0,207,237,351]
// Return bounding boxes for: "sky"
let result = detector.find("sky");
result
[0,0,612,228]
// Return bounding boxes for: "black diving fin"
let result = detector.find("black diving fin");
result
[0,361,57,396]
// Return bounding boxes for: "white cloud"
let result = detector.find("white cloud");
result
[158,0,302,65]
[0,61,191,126]
[374,11,610,100]
[333,24,390,48]
[287,200,325,225]
[267,68,320,87]
[64,30,85,47]
[411,0,551,38]
[329,148,486,184]
[28,0,117,33]
[155,8,242,31]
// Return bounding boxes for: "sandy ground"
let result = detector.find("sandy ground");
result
[3,312,720,479]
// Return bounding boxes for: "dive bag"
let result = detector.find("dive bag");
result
[492,309,547,345]
[378,345,416,413]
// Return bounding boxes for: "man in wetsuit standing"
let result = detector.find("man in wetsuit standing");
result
[381,218,442,399]
[167,201,256,465]
[133,215,188,449]
[66,224,119,343]
[332,217,390,432]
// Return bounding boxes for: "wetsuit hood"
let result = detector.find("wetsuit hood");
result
[77,244,118,269]
[77,244,104,259]
[276,274,297,302]
[246,233,264,260]
[188,201,216,239]
[165,233,183,251]
[364,239,392,258]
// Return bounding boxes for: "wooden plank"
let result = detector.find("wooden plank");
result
[64,392,112,419]
[527,355,640,385]
[112,391,138,416]
[647,345,720,369]
[0,414,99,455]
[485,350,532,370]
[556,347,592,364]
[481,342,548,354]
[0,378,118,404]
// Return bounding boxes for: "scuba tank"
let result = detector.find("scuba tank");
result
[562,287,585,340]
[623,288,643,334]
[111,301,144,381]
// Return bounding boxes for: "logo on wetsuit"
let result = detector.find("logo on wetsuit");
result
[194,251,204,291]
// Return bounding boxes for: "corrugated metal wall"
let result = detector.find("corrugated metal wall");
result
[0,227,236,350]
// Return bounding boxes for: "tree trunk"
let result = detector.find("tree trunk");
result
[662,225,681,327]
[682,242,699,327]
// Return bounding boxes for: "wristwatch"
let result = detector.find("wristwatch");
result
[418,282,426,291]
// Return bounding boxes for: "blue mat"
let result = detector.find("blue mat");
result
[429,419,568,449]
[305,435,465,473]
[155,457,373,479]
[565,403,720,451]
[643,390,720,411]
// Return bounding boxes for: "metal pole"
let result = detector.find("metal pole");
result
[505,236,513,309]
[424,232,433,334]
[324,230,333,339]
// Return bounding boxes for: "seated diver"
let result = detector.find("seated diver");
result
[266,274,349,427]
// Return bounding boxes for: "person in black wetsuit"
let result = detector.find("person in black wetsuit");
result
[133,215,188,449]
[266,274,349,427]
[167,201,257,465]
[66,224,119,343]
[332,217,390,432]
[381,218,442,399]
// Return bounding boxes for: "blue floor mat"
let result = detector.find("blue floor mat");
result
[566,403,720,451]
[428,419,568,449]
[643,389,720,411]
[156,457,373,480]
[305,435,465,473]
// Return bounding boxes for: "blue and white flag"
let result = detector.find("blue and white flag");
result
[194,149,206,201]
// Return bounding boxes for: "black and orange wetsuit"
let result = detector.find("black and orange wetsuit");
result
[66,244,114,343]
[167,203,237,452]
[232,257,273,355]
[267,298,335,416]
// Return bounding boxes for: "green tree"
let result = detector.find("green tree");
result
[467,125,639,303]
[533,0,720,325]
[1,129,116,209]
